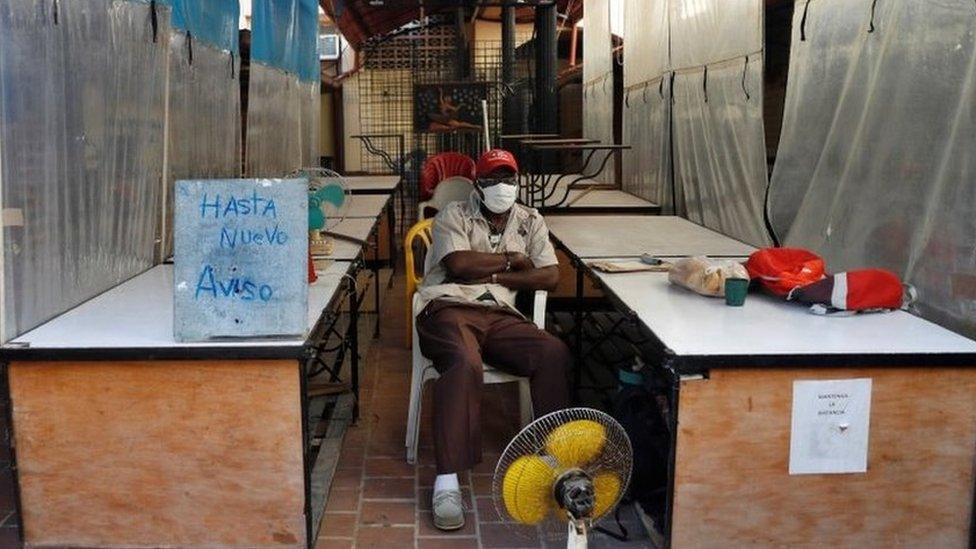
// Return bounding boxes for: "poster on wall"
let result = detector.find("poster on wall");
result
[414,82,487,133]
[789,378,873,475]
[173,178,309,342]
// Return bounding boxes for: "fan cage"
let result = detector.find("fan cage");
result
[492,407,634,541]
[292,167,351,232]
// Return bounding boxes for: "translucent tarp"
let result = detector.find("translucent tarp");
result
[251,0,299,72]
[163,34,242,256]
[668,0,770,247]
[621,0,671,209]
[296,0,319,83]
[769,0,976,338]
[622,0,669,87]
[246,63,303,177]
[301,82,320,167]
[251,0,318,81]
[171,0,239,53]
[583,0,615,182]
[669,0,763,70]
[672,56,771,246]
[0,0,169,342]
[247,0,317,176]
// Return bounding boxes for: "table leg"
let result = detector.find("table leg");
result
[348,274,360,421]
[573,261,584,404]
[387,202,397,288]
[371,229,382,339]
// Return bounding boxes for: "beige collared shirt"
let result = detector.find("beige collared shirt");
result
[417,192,559,314]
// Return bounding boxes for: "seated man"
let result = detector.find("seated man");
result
[416,149,572,530]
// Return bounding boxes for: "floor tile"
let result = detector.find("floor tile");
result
[315,536,353,549]
[480,522,541,548]
[320,512,358,538]
[359,500,415,526]
[364,456,415,478]
[325,488,360,513]
[363,477,415,499]
[416,537,480,549]
[355,525,415,546]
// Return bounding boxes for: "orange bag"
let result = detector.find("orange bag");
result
[745,248,826,296]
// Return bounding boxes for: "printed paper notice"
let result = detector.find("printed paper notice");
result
[789,378,872,475]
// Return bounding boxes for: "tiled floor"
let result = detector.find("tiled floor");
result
[316,274,655,548]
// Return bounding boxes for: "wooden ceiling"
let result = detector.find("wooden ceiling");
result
[319,1,578,49]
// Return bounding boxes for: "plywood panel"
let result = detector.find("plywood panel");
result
[671,367,976,548]
[9,360,306,548]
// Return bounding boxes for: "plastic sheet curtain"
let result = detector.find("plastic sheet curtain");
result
[0,0,169,342]
[298,0,320,168]
[621,0,672,210]
[769,0,976,338]
[670,0,771,247]
[246,0,305,177]
[164,0,241,257]
[582,0,614,183]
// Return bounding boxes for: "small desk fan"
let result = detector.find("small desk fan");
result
[492,407,633,549]
[293,168,350,256]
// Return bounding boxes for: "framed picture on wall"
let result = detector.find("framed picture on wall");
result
[414,82,487,134]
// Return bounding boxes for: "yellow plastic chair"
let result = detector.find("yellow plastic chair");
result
[404,218,434,346]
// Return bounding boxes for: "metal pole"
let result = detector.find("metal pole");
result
[501,4,519,135]
[534,2,558,134]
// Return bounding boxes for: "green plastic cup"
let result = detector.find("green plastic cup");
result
[725,278,749,307]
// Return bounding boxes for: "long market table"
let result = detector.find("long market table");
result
[0,260,359,548]
[545,214,976,547]
[316,216,388,339]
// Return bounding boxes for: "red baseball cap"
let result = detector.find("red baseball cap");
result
[475,149,519,178]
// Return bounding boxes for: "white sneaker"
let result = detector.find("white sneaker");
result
[432,489,465,531]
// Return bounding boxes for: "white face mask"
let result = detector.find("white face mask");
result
[480,183,518,214]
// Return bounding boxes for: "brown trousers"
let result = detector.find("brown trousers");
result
[416,299,572,474]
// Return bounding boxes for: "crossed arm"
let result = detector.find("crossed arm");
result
[442,251,559,292]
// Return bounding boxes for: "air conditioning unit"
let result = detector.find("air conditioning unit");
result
[319,34,340,61]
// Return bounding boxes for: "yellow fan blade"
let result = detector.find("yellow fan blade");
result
[502,455,556,525]
[592,471,622,519]
[544,419,607,468]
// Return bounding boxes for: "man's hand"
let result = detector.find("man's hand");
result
[507,252,535,271]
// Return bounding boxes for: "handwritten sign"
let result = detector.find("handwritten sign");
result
[789,378,872,475]
[173,179,308,341]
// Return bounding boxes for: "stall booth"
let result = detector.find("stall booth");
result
[547,215,976,546]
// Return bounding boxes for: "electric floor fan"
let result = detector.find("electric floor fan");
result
[492,407,634,549]
[293,168,350,256]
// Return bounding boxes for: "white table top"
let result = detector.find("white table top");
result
[343,194,391,219]
[342,175,401,192]
[315,217,378,261]
[3,262,352,356]
[545,215,756,258]
[593,268,976,359]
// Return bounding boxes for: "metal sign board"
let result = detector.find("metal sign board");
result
[174,178,308,341]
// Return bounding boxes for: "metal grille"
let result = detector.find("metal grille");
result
[357,21,535,231]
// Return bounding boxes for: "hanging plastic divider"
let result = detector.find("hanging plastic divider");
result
[0,0,171,343]
[769,0,976,338]
[247,0,303,177]
[582,0,614,183]
[622,0,672,210]
[297,0,320,168]
[164,0,241,258]
[669,0,771,247]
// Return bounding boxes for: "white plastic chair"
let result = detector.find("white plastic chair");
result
[405,290,547,464]
[418,176,475,220]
